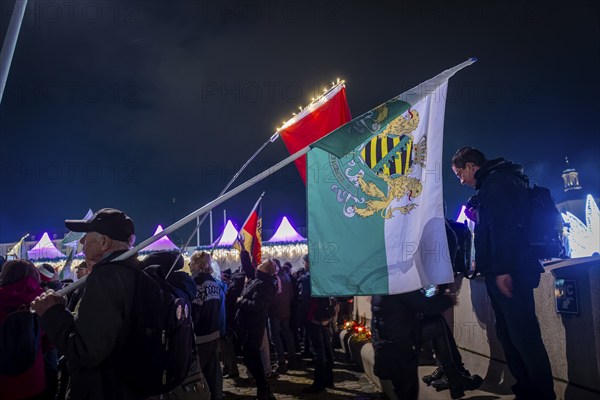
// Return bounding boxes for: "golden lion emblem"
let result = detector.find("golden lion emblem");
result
[354,170,423,219]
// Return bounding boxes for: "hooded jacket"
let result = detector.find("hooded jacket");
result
[471,158,543,277]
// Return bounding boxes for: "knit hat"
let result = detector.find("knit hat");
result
[38,263,56,282]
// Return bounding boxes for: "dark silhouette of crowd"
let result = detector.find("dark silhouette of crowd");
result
[0,209,343,400]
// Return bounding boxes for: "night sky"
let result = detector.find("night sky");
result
[0,0,598,245]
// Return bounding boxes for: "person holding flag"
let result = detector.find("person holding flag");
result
[233,193,263,266]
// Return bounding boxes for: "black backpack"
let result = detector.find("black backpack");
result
[527,185,564,259]
[0,305,41,376]
[445,219,472,276]
[120,265,194,396]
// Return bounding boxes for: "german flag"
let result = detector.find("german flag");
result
[234,196,263,265]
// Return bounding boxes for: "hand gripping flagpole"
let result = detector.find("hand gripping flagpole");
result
[56,144,309,296]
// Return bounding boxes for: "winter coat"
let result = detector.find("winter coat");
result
[41,252,145,400]
[0,277,45,400]
[225,269,246,331]
[268,271,294,320]
[191,273,223,342]
[236,270,276,348]
[470,158,543,278]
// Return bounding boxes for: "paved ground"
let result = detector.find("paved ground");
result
[222,351,514,400]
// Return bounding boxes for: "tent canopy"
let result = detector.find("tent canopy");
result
[212,220,239,247]
[267,216,305,242]
[27,232,66,260]
[143,225,180,252]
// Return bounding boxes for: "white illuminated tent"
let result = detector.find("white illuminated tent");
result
[143,225,179,252]
[267,216,305,242]
[212,220,239,247]
[27,232,66,260]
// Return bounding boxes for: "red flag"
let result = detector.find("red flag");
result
[234,201,262,264]
[279,83,352,184]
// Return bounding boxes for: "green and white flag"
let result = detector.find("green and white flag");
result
[307,59,475,295]
[58,247,75,281]
[60,209,93,246]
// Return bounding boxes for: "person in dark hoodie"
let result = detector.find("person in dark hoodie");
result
[31,208,142,400]
[236,259,277,400]
[451,147,555,400]
[189,251,224,400]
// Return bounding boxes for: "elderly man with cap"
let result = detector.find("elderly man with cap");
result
[30,208,143,400]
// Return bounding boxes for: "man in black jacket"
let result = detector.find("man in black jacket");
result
[451,147,555,400]
[31,208,143,400]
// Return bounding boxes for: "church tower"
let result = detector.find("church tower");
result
[561,157,582,193]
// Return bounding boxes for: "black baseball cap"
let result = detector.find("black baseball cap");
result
[65,208,135,242]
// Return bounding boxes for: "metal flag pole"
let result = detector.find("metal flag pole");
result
[59,145,309,295]
[58,134,293,294]
[0,0,28,105]
[55,79,352,291]
[162,133,277,278]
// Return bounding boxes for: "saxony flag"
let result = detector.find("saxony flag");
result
[307,59,475,295]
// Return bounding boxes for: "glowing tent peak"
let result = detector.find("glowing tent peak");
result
[267,216,305,242]
[214,220,239,247]
[144,225,179,251]
[27,232,66,260]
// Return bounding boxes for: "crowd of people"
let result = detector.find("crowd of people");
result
[0,208,351,400]
[0,147,556,400]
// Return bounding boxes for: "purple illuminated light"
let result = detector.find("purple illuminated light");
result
[213,220,239,247]
[27,232,66,260]
[267,216,305,243]
[144,225,180,252]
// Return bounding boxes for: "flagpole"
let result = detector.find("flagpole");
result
[7,233,28,258]
[58,145,309,295]
[0,0,28,105]
[196,216,200,248]
[240,191,265,229]
[162,134,277,277]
